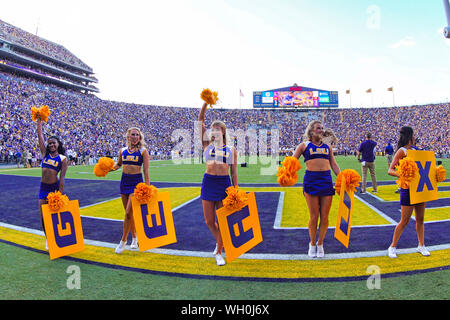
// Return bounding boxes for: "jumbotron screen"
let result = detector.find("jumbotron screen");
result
[253,86,338,108]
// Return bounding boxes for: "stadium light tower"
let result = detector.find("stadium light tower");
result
[444,0,450,38]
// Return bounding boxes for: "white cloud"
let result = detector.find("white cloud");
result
[390,36,416,49]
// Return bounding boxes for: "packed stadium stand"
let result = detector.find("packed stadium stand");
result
[0,20,448,166]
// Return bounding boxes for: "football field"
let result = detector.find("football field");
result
[0,155,409,183]
[0,156,449,300]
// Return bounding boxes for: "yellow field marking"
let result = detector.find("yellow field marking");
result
[369,184,450,202]
[278,188,391,228]
[1,226,448,280]
[367,185,450,222]
[413,207,450,222]
[80,187,200,220]
[80,186,394,228]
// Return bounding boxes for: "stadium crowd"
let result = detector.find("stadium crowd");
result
[1,71,449,167]
[1,18,448,167]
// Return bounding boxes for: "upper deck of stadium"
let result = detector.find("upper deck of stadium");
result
[0,19,98,94]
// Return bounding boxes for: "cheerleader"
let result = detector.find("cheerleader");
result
[293,120,340,258]
[113,127,150,254]
[37,118,68,249]
[198,102,238,266]
[387,126,429,258]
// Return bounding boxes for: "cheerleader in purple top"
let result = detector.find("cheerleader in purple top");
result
[198,102,238,266]
[112,127,150,254]
[293,121,340,258]
[387,126,429,258]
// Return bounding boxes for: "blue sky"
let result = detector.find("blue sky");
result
[1,0,449,108]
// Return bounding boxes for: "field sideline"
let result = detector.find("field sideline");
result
[1,155,448,184]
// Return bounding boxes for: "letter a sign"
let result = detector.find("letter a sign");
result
[407,150,438,205]
[216,192,262,263]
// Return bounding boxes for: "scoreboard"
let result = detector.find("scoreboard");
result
[253,85,338,108]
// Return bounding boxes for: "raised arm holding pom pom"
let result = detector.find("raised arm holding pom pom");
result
[201,88,219,107]
[198,91,238,266]
[31,105,51,122]
[36,117,68,250]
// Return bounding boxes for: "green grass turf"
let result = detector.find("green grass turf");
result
[1,156,448,184]
[0,242,448,300]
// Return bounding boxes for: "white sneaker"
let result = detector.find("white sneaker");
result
[130,238,139,250]
[215,253,226,266]
[388,246,397,258]
[115,240,126,254]
[417,245,430,256]
[316,243,325,258]
[308,243,317,258]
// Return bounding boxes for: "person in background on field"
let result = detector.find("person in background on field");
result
[357,133,378,194]
[385,141,394,169]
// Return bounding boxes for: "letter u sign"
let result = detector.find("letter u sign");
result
[131,191,177,251]
[42,200,85,260]
[141,201,167,239]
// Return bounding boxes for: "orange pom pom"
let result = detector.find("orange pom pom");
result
[39,105,51,122]
[31,105,51,122]
[133,183,158,204]
[222,186,248,211]
[93,165,107,177]
[31,106,39,122]
[335,169,361,195]
[277,167,296,187]
[395,156,419,189]
[282,156,301,172]
[46,191,69,212]
[98,157,114,170]
[277,156,301,187]
[436,165,446,183]
[201,88,219,106]
[93,157,115,177]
